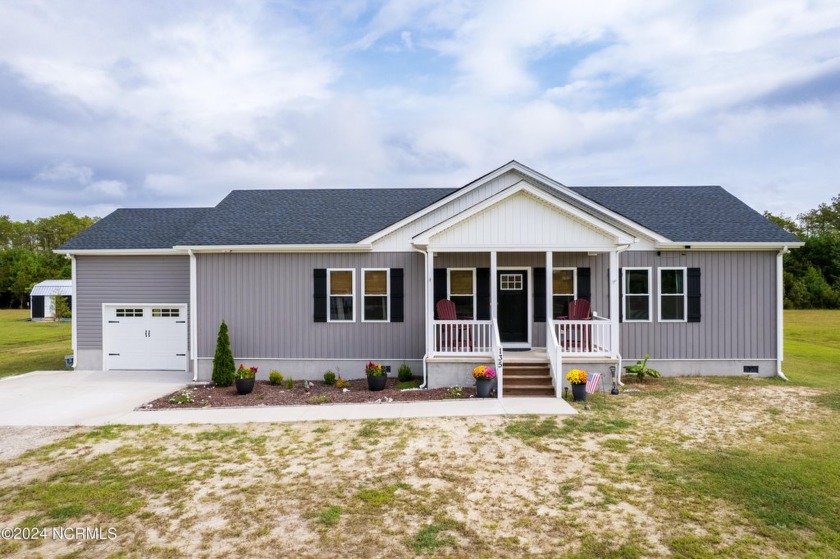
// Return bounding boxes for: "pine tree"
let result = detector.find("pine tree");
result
[212,320,235,387]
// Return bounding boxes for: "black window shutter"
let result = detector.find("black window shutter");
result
[390,269,404,322]
[577,268,591,302]
[313,269,327,322]
[533,267,546,322]
[433,268,447,319]
[476,268,490,320]
[618,269,623,323]
[687,268,701,323]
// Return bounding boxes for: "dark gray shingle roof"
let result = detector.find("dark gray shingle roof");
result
[58,208,213,250]
[571,185,800,243]
[178,188,456,245]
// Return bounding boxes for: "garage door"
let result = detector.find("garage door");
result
[104,305,188,370]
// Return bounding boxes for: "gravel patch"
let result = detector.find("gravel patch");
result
[0,426,81,461]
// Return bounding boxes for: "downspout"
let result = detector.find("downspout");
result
[412,245,430,389]
[614,243,632,386]
[776,246,789,381]
[69,254,77,369]
[189,249,198,382]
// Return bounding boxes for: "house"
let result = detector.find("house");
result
[56,161,801,396]
[29,279,72,321]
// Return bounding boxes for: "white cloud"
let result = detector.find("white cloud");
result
[35,162,93,184]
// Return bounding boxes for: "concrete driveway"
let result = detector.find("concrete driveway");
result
[0,369,190,426]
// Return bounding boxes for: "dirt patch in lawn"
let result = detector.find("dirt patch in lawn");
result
[144,378,477,410]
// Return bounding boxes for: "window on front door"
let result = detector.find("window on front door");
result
[552,268,576,318]
[448,269,475,319]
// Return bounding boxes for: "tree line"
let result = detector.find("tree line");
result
[0,213,98,308]
[766,194,840,309]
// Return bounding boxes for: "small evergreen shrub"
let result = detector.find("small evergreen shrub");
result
[285,377,295,390]
[269,371,284,385]
[323,370,336,385]
[397,362,413,382]
[212,321,235,387]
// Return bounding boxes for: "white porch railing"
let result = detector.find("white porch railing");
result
[491,318,504,398]
[432,320,493,355]
[551,317,614,356]
[546,319,563,398]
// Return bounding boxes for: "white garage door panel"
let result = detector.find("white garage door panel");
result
[105,305,187,371]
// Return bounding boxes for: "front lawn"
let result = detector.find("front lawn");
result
[0,311,838,558]
[0,309,71,379]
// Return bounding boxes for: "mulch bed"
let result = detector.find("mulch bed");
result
[143,378,479,410]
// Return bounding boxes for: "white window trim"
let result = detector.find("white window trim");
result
[658,267,688,323]
[552,267,577,317]
[362,268,390,323]
[623,267,652,323]
[447,268,476,320]
[327,268,355,323]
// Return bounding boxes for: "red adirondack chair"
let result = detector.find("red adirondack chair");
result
[435,299,473,351]
[557,298,592,351]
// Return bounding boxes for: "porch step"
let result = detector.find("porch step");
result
[503,363,555,397]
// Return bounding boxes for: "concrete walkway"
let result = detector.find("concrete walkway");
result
[0,369,576,426]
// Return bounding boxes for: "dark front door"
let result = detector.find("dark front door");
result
[497,270,529,344]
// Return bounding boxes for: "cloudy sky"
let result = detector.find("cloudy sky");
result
[1,0,838,221]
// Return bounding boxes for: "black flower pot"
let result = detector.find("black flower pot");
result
[571,383,587,401]
[367,375,387,391]
[475,379,494,398]
[235,378,255,395]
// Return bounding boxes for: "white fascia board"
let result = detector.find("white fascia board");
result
[174,243,372,253]
[359,161,527,245]
[424,245,621,252]
[412,181,636,246]
[53,248,187,256]
[656,241,805,250]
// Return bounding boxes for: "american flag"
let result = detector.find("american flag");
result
[586,372,602,395]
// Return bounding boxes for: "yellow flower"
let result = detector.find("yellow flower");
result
[566,368,588,385]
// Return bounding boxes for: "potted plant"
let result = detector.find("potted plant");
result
[472,365,496,398]
[365,361,387,391]
[235,364,257,395]
[566,368,588,401]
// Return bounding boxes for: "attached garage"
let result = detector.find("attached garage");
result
[103,304,188,371]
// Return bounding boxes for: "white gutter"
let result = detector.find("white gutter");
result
[776,246,790,381]
[54,248,187,256]
[174,243,372,253]
[656,241,804,251]
[189,249,198,382]
[412,245,430,389]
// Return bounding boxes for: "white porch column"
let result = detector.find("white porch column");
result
[489,251,497,320]
[545,251,553,324]
[609,249,620,356]
[426,250,435,356]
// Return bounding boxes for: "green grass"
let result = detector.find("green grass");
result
[0,309,71,378]
[783,310,840,389]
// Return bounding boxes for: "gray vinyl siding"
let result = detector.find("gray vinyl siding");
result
[433,251,609,347]
[196,252,425,359]
[619,251,777,360]
[75,255,190,350]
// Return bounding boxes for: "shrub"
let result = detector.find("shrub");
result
[169,390,194,404]
[269,370,284,385]
[624,354,661,382]
[397,362,413,382]
[445,386,463,399]
[336,376,351,389]
[324,370,336,385]
[285,377,295,390]
[212,321,235,387]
